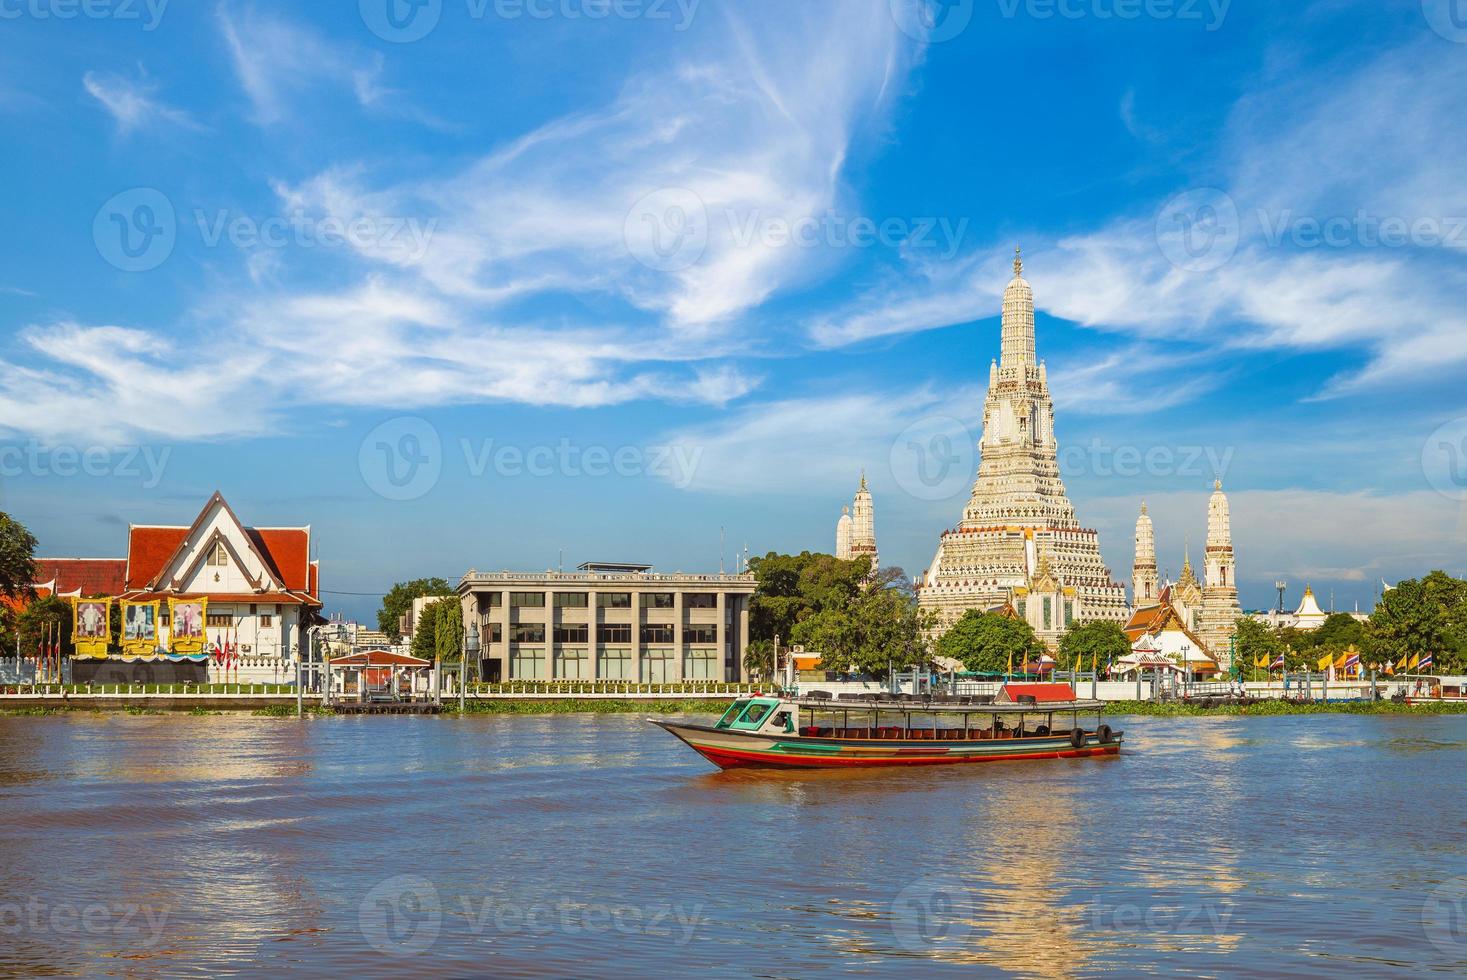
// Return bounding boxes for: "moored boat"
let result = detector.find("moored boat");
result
[651,683,1122,770]
[1402,674,1467,704]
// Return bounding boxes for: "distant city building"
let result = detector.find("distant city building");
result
[834,474,878,570]
[457,562,755,683]
[917,249,1128,647]
[1126,482,1244,670]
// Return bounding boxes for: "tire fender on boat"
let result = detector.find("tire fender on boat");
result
[1098,724,1114,744]
[1069,727,1086,749]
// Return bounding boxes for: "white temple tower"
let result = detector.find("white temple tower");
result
[917,249,1128,647]
[849,474,878,571]
[835,506,853,561]
[1197,480,1243,669]
[1133,503,1158,606]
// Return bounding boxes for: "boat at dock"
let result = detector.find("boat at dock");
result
[1401,674,1467,705]
[650,683,1121,770]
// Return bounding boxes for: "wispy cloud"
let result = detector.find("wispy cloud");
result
[217,4,437,127]
[806,36,1467,399]
[83,69,199,133]
[280,5,912,330]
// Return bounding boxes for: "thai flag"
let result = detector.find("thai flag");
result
[1343,651,1360,673]
[1270,653,1285,670]
[1419,652,1434,671]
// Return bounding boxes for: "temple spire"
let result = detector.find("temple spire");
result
[1014,246,1023,277]
[1000,247,1036,367]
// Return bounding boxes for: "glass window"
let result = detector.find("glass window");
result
[739,702,771,725]
[647,593,675,609]
[598,648,631,680]
[684,648,717,680]
[260,614,273,628]
[1043,597,1052,630]
[206,542,228,566]
[554,592,588,608]
[511,624,545,644]
[640,624,674,644]
[555,648,589,680]
[1065,601,1074,627]
[597,623,632,644]
[484,623,503,644]
[553,624,589,644]
[510,648,547,680]
[685,625,718,645]
[479,592,503,610]
[640,648,677,683]
[685,593,717,609]
[510,592,546,608]
[598,592,632,609]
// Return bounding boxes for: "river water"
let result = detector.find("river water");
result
[1,712,1465,977]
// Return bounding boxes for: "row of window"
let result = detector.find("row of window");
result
[509,648,720,681]
[481,591,720,611]
[495,624,721,644]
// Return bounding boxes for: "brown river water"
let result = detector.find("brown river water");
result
[1,712,1465,977]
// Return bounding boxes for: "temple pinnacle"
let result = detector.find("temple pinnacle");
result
[1013,246,1023,277]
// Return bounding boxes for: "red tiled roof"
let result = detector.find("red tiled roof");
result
[999,682,1078,703]
[332,651,431,667]
[35,558,128,597]
[125,527,188,590]
[251,528,310,591]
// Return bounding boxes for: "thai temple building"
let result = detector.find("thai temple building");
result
[916,249,1128,648]
[1126,482,1244,670]
[1291,586,1329,629]
[834,474,878,571]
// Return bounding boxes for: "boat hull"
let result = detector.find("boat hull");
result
[651,720,1121,770]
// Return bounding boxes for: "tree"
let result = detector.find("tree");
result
[11,595,72,658]
[1314,612,1367,655]
[1057,620,1130,671]
[0,511,38,601]
[747,551,870,645]
[936,610,1044,675]
[434,597,465,664]
[1370,572,1467,673]
[378,577,453,642]
[1233,617,1284,675]
[409,600,443,662]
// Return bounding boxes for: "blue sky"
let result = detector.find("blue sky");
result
[2,0,1466,621]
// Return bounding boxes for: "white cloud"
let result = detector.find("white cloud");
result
[805,36,1467,398]
[83,69,198,133]
[217,5,434,127]
[279,6,912,330]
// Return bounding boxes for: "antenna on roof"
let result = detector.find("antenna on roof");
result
[719,527,725,576]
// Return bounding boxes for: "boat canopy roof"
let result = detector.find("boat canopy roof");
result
[788,696,1103,714]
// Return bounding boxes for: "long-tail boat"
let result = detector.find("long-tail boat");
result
[650,683,1122,770]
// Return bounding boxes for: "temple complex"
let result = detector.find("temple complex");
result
[916,250,1128,647]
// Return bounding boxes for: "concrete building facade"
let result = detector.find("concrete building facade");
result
[458,562,756,683]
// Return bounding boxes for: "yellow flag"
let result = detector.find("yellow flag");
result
[1255,656,1268,669]
[1317,652,1333,671]
[1075,649,1083,672]
[1091,652,1097,675]
[1007,651,1013,677]
[1334,652,1349,669]
[1409,654,1421,670]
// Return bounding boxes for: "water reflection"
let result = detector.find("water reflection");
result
[0,713,1464,976]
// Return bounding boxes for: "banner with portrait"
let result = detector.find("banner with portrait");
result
[71,598,112,659]
[168,598,208,655]
[122,601,160,657]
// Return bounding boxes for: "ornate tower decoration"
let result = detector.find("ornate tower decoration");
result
[849,473,879,572]
[1133,503,1158,606]
[835,506,853,561]
[917,249,1128,647]
[1198,480,1243,670]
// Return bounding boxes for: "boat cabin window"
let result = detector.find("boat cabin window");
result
[724,698,782,731]
[740,702,773,726]
[716,700,750,729]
